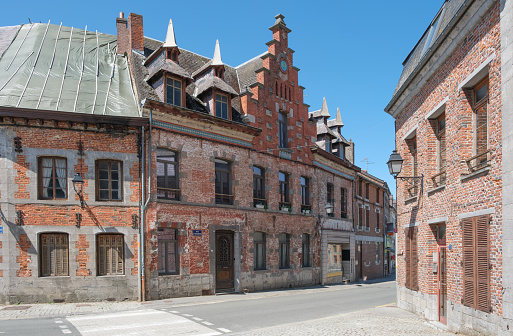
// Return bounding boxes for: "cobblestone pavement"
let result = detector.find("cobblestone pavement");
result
[233,305,456,336]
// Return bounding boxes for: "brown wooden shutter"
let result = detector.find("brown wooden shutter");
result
[476,215,490,312]
[405,228,411,289]
[462,217,475,308]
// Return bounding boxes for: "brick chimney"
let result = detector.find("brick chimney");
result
[116,12,129,55]
[128,13,144,54]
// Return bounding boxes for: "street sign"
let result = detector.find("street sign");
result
[0,227,3,233]
[193,230,202,236]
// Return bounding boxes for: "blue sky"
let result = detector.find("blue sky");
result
[1,0,445,197]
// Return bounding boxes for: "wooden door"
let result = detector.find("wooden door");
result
[215,231,234,292]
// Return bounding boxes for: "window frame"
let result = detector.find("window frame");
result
[39,232,69,277]
[215,159,233,205]
[279,233,290,269]
[301,176,310,208]
[473,77,489,159]
[215,93,229,120]
[38,156,68,200]
[279,171,290,210]
[278,112,288,148]
[327,183,334,217]
[302,233,311,267]
[156,149,180,201]
[96,159,123,202]
[158,227,179,275]
[97,233,125,276]
[165,75,182,107]
[253,166,266,207]
[254,232,266,271]
[340,187,348,219]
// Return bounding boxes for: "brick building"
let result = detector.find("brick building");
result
[385,0,513,334]
[0,13,391,303]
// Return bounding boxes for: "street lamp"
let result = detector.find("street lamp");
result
[72,173,85,208]
[386,149,423,190]
[325,203,334,215]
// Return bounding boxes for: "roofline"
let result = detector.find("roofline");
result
[311,146,361,172]
[384,0,474,117]
[0,105,148,126]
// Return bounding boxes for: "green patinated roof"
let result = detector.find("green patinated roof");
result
[0,23,139,117]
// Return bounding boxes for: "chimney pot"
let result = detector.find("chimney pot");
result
[119,12,124,19]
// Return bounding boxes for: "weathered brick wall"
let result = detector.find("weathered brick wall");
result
[393,0,502,323]
[0,121,141,303]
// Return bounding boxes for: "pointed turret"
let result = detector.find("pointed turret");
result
[334,107,344,127]
[212,39,223,65]
[163,19,177,48]
[320,97,330,118]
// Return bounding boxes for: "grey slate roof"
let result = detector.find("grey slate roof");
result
[146,58,192,81]
[392,0,466,97]
[0,26,20,57]
[236,53,266,91]
[195,74,238,97]
[0,23,139,117]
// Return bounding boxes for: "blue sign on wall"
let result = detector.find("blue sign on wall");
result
[193,230,202,236]
[0,227,3,233]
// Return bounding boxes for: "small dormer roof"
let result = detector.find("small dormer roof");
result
[163,19,177,48]
[212,39,223,66]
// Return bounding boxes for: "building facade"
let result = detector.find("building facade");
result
[385,0,513,334]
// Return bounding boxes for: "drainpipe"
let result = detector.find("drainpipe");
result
[139,101,152,302]
[138,125,145,302]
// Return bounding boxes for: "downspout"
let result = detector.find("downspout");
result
[139,101,152,302]
[138,125,145,301]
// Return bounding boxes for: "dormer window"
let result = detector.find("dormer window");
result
[166,76,182,107]
[166,49,179,63]
[215,93,228,119]
[325,137,331,153]
[214,67,224,78]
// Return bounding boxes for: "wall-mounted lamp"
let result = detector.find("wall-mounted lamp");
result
[72,173,85,208]
[75,212,82,228]
[387,149,424,191]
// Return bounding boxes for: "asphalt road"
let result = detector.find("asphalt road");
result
[0,278,397,336]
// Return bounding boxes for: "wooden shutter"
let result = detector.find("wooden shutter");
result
[405,228,411,289]
[40,233,68,277]
[98,234,124,275]
[476,215,490,312]
[462,217,475,307]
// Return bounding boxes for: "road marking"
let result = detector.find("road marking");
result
[55,320,63,324]
[182,314,193,317]
[170,311,179,313]
[202,322,214,326]
[193,317,203,321]
[62,330,72,334]
[59,325,68,328]
[217,328,231,333]
[373,302,396,308]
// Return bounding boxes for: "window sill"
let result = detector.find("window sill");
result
[427,184,446,195]
[278,147,293,153]
[404,195,418,203]
[460,166,491,182]
[158,273,180,277]
[253,269,268,273]
[97,274,126,277]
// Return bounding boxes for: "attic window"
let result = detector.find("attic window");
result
[166,76,182,107]
[166,49,179,63]
[421,9,443,57]
[215,93,229,119]
[214,67,224,78]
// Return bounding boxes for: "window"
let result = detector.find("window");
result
[435,113,447,186]
[376,211,380,232]
[166,76,182,107]
[39,157,67,200]
[327,183,334,217]
[473,78,489,168]
[302,233,310,267]
[157,149,179,200]
[408,137,419,196]
[254,232,266,270]
[158,227,179,275]
[97,234,124,276]
[376,188,380,204]
[328,243,342,275]
[340,188,348,219]
[421,11,442,56]
[325,137,332,152]
[358,205,363,230]
[215,159,232,204]
[301,176,310,211]
[376,242,380,264]
[365,206,370,231]
[96,160,122,201]
[462,215,490,312]
[253,166,266,207]
[279,233,290,269]
[215,93,228,119]
[365,183,369,200]
[278,112,288,148]
[405,227,418,291]
[357,179,362,197]
[279,172,290,210]
[40,233,69,277]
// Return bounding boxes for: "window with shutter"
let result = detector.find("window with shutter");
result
[40,233,69,277]
[158,228,179,275]
[462,215,490,312]
[97,234,124,276]
[404,227,418,291]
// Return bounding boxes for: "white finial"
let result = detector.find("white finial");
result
[163,19,177,48]
[320,97,330,117]
[335,107,344,126]
[212,39,223,65]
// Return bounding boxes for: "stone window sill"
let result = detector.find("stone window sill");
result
[461,166,491,182]
[404,195,418,203]
[427,184,446,195]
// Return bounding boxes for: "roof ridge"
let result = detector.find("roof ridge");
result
[235,51,267,68]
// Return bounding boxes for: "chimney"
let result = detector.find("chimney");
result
[116,12,129,55]
[128,13,144,54]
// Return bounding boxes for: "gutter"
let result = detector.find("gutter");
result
[384,0,474,117]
